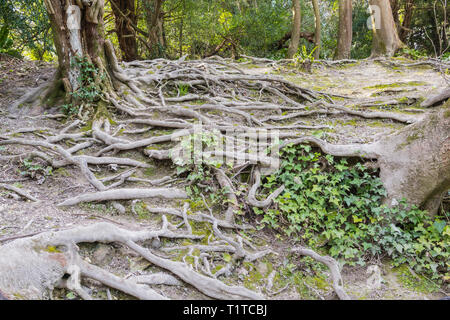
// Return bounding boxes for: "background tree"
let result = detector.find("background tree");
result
[110,0,138,61]
[144,0,166,58]
[287,0,302,58]
[369,0,403,57]
[396,0,414,43]
[311,0,321,59]
[335,0,352,59]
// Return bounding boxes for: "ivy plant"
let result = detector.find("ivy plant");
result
[255,143,449,280]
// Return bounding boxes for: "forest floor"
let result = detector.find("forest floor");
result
[0,53,448,300]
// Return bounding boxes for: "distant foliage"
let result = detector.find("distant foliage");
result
[0,25,20,58]
[0,0,52,60]
[2,0,448,61]
[351,1,373,59]
[160,0,291,59]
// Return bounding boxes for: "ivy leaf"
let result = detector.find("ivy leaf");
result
[66,292,76,300]
[432,220,446,234]
[223,253,232,263]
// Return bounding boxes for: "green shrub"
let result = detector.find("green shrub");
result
[0,25,21,58]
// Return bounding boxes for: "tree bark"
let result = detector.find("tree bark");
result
[40,0,130,111]
[373,105,450,215]
[369,0,404,57]
[287,0,302,59]
[144,0,165,58]
[335,0,352,60]
[110,0,138,62]
[398,0,414,43]
[311,0,321,59]
[391,0,400,27]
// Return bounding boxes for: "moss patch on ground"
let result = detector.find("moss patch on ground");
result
[393,265,441,294]
[364,81,427,90]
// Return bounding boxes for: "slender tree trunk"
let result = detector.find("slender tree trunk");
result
[335,0,352,60]
[391,0,399,26]
[399,0,414,43]
[287,0,302,59]
[179,17,183,57]
[110,0,138,62]
[311,0,321,59]
[144,0,165,58]
[369,0,404,57]
[179,0,185,57]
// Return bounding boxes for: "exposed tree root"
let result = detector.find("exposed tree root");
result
[146,207,253,230]
[248,168,285,208]
[292,247,350,300]
[374,58,450,72]
[0,184,38,202]
[2,56,448,300]
[421,87,450,108]
[0,217,264,300]
[125,240,264,300]
[57,188,188,206]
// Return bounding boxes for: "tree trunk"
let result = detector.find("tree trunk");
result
[391,0,399,26]
[144,0,165,58]
[369,0,404,57]
[335,0,352,60]
[287,0,302,59]
[398,0,414,42]
[373,105,450,215]
[38,0,134,113]
[179,0,185,58]
[110,0,138,62]
[311,0,321,59]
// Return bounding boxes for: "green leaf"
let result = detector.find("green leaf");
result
[66,292,76,300]
[432,220,446,234]
[223,253,232,263]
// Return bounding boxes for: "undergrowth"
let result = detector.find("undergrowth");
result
[60,56,104,116]
[253,143,449,281]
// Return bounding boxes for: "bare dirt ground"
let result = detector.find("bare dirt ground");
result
[0,54,447,300]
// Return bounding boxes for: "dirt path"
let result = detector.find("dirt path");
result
[0,56,447,300]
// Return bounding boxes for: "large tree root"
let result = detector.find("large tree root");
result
[57,188,188,206]
[0,218,263,300]
[248,168,285,208]
[3,55,448,300]
[421,87,450,108]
